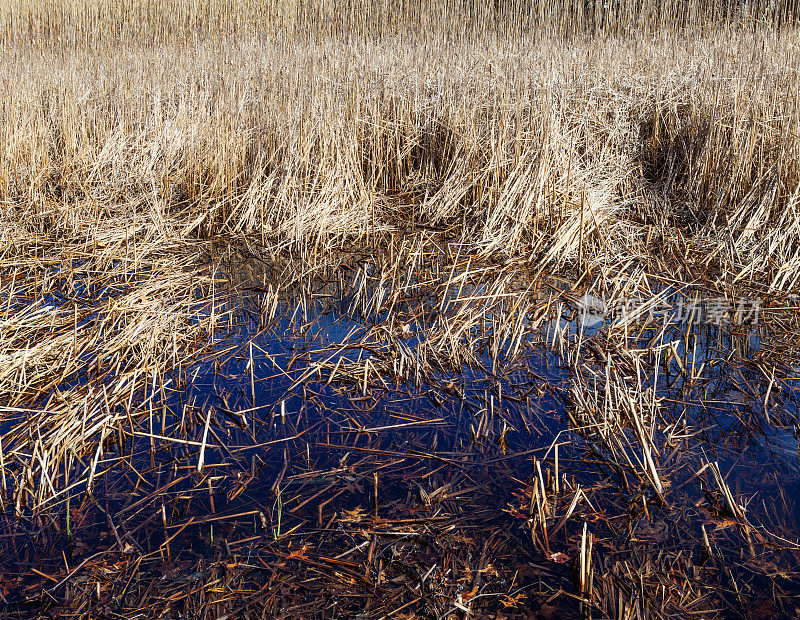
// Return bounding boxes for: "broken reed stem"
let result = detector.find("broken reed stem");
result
[250,342,256,406]
[197,408,213,472]
[554,443,560,495]
[373,472,378,516]
[575,523,594,620]
[0,436,5,494]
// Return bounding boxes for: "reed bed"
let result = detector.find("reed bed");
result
[0,4,799,291]
[2,0,800,618]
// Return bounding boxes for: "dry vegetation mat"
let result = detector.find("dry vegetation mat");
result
[2,0,800,618]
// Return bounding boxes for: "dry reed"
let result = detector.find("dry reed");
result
[2,0,800,617]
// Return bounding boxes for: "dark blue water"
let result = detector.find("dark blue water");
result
[3,258,800,617]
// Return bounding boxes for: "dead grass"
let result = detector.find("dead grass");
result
[0,5,798,291]
[2,1,800,618]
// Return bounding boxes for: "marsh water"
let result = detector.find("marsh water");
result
[2,250,800,617]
